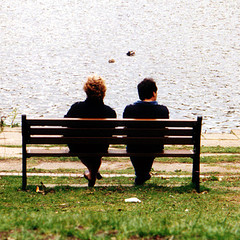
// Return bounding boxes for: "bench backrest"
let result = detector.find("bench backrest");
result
[22,115,202,149]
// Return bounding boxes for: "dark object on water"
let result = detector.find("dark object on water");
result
[108,59,115,63]
[126,51,135,56]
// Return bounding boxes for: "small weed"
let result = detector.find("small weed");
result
[0,116,7,131]
[9,108,19,127]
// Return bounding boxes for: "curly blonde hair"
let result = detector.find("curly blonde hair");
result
[83,75,106,100]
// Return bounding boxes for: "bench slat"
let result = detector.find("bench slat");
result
[29,127,194,136]
[26,118,198,128]
[26,148,194,158]
[28,136,194,145]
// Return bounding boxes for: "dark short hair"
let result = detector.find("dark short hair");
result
[137,78,158,100]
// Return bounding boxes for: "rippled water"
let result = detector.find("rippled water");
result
[0,0,239,132]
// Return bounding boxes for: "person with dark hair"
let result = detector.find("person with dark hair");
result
[123,78,169,185]
[65,75,116,187]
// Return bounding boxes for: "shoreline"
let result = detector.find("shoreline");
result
[0,126,240,149]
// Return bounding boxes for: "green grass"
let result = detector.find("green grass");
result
[1,154,240,165]
[0,145,22,148]
[1,144,239,238]
[111,145,240,154]
[1,145,240,153]
[166,146,240,153]
[155,155,240,164]
[0,176,239,240]
[201,146,240,153]
[27,154,240,164]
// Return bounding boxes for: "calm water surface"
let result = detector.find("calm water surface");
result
[0,0,239,132]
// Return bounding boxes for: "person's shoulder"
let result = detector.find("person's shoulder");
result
[71,101,86,109]
[156,104,169,112]
[104,104,115,111]
[64,101,84,117]
[123,104,136,118]
[123,104,136,113]
[124,103,135,110]
[157,104,168,110]
[156,104,169,117]
[104,104,117,117]
[71,101,84,106]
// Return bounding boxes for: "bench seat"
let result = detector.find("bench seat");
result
[26,148,194,158]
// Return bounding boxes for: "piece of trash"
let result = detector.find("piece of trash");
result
[36,185,45,194]
[36,182,55,194]
[185,209,189,212]
[125,197,141,203]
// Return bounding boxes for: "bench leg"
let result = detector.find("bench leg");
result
[192,156,200,193]
[22,155,27,190]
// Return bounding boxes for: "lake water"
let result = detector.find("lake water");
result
[0,0,239,132]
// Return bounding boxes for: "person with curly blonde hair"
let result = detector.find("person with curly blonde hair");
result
[83,75,106,100]
[65,75,116,187]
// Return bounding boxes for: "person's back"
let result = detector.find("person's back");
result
[123,78,169,185]
[65,76,116,153]
[65,98,115,119]
[123,101,168,153]
[123,100,168,118]
[65,75,116,187]
[65,98,116,153]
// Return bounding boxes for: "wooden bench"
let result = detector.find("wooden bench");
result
[22,115,202,192]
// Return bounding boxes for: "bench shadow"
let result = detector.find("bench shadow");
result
[26,183,209,194]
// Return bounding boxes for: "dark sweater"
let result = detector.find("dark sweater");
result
[65,98,116,153]
[123,100,169,119]
[123,100,169,152]
[65,98,116,119]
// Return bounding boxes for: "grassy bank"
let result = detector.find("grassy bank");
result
[0,176,239,240]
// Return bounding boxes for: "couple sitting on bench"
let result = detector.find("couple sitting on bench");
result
[65,75,169,187]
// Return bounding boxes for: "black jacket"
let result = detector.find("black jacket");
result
[65,98,116,153]
[123,100,169,152]
[65,98,116,118]
[123,100,169,119]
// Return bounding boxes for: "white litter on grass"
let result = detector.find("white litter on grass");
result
[125,197,141,203]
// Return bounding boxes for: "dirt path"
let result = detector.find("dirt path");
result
[0,159,239,174]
